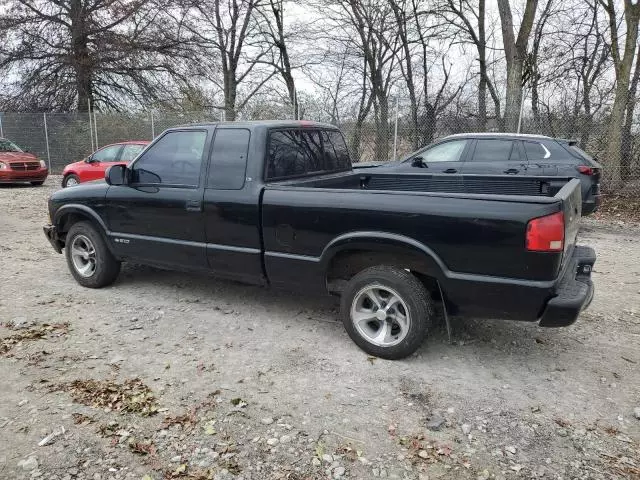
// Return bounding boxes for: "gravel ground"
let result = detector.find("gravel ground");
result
[0,176,639,480]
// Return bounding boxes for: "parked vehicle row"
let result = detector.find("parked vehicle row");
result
[355,133,602,215]
[61,141,149,187]
[0,138,48,186]
[43,121,596,359]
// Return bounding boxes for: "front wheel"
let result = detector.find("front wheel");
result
[65,221,121,288]
[340,266,433,359]
[62,174,80,188]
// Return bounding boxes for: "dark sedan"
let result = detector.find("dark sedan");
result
[357,133,602,215]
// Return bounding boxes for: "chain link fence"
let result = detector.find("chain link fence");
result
[1,110,639,196]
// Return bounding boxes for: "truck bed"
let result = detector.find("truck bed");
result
[279,171,573,200]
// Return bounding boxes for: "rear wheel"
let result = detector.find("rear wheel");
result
[340,266,433,359]
[62,174,80,188]
[65,222,120,288]
[31,181,45,186]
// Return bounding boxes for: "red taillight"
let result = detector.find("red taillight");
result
[576,165,594,175]
[526,212,565,252]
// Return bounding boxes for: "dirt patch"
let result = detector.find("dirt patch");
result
[0,177,639,479]
[52,378,159,416]
[1,323,69,355]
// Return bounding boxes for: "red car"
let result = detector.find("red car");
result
[0,138,49,186]
[61,140,150,187]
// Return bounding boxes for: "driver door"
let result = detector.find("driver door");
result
[104,129,210,270]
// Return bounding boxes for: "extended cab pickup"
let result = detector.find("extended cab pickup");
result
[44,121,596,359]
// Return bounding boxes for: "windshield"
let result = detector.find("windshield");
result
[0,139,23,153]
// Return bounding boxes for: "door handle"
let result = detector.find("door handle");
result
[185,200,202,212]
[504,168,519,174]
[443,168,457,174]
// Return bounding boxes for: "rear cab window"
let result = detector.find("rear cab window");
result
[265,128,351,181]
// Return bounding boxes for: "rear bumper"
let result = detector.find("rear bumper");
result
[0,169,48,183]
[442,245,596,325]
[43,224,63,254]
[538,246,595,327]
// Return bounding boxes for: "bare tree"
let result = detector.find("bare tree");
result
[496,0,538,131]
[563,1,611,147]
[529,0,555,132]
[438,0,502,130]
[339,0,400,161]
[418,54,465,144]
[0,0,192,111]
[621,47,640,182]
[388,0,420,148]
[257,0,300,118]
[600,0,640,187]
[183,0,276,121]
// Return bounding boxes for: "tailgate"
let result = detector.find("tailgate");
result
[555,178,582,260]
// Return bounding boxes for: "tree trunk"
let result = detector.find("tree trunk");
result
[374,95,390,162]
[284,73,298,120]
[477,0,487,131]
[420,104,436,145]
[478,66,487,132]
[390,1,419,148]
[70,0,92,112]
[270,0,298,119]
[503,57,524,132]
[350,120,364,161]
[497,0,538,132]
[602,0,640,189]
[531,78,540,132]
[223,71,237,121]
[606,84,628,188]
[621,49,640,182]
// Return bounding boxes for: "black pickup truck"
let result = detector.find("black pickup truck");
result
[44,121,595,359]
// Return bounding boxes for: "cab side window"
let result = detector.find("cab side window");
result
[131,130,207,186]
[207,128,250,190]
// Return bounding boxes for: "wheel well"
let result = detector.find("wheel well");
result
[57,212,97,244]
[325,249,440,296]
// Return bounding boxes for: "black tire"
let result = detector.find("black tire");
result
[340,266,433,360]
[65,221,121,288]
[62,174,80,188]
[31,181,45,186]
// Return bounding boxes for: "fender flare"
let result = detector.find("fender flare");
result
[319,231,448,280]
[53,204,110,233]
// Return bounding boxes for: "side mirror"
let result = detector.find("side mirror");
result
[105,164,127,186]
[85,154,94,163]
[411,156,427,168]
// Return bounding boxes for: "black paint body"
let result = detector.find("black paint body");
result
[45,121,594,326]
